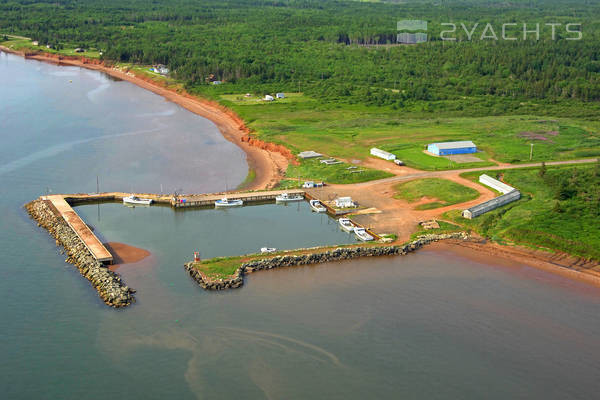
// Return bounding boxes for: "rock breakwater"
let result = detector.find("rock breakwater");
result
[185,232,469,291]
[26,200,135,307]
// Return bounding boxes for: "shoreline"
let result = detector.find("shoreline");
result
[0,46,290,190]
[428,239,600,289]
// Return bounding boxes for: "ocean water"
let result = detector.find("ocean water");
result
[2,51,600,399]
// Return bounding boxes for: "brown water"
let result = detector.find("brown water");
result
[2,51,600,399]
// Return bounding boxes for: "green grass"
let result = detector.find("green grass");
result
[220,92,310,106]
[446,164,600,261]
[286,158,392,184]
[195,257,243,279]
[394,178,480,209]
[222,95,600,171]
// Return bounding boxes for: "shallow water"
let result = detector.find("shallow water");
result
[2,51,600,399]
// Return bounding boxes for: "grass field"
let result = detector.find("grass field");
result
[286,158,392,184]
[447,164,600,261]
[224,96,600,171]
[394,178,480,210]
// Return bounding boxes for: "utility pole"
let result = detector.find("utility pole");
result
[529,143,534,161]
[96,176,99,194]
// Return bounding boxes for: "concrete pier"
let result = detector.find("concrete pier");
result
[170,189,306,207]
[42,195,113,264]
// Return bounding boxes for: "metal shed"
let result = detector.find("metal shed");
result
[462,190,521,219]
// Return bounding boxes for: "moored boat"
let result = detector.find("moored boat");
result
[309,199,327,213]
[275,192,304,203]
[215,198,243,207]
[338,218,356,233]
[354,227,374,241]
[123,195,153,205]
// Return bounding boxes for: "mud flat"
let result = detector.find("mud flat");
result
[25,200,135,307]
[184,232,470,290]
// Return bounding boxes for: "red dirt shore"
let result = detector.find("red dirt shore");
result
[0,46,290,190]
[104,242,150,270]
[428,239,600,288]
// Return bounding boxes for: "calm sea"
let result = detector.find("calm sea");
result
[2,51,600,399]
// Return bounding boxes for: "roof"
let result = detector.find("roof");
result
[298,150,322,159]
[431,141,476,149]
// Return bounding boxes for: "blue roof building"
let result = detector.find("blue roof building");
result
[427,141,477,156]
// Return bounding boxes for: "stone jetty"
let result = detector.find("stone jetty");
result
[26,200,135,307]
[185,232,469,291]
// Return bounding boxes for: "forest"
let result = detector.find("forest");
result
[1,0,600,108]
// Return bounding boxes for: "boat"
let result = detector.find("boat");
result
[309,199,327,213]
[123,195,153,205]
[354,227,374,241]
[338,218,356,233]
[214,198,243,207]
[275,192,304,203]
[260,247,277,254]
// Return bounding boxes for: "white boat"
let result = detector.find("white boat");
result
[309,199,327,213]
[215,198,243,207]
[123,195,153,205]
[354,227,374,241]
[275,193,304,203]
[260,247,277,254]
[338,218,356,233]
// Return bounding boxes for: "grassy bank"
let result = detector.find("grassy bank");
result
[394,178,480,210]
[286,158,392,184]
[447,163,600,261]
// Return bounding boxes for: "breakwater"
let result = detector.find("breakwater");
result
[184,232,470,290]
[26,200,135,307]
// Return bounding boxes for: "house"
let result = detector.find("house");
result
[264,95,274,101]
[32,41,39,46]
[370,148,396,161]
[334,197,355,208]
[427,141,477,156]
[74,48,85,53]
[151,64,169,75]
[276,93,285,99]
[298,150,322,159]
[244,93,252,97]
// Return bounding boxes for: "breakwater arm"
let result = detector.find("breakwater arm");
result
[26,200,135,307]
[184,232,469,290]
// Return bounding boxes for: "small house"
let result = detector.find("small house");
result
[334,197,355,208]
[32,41,39,46]
[244,93,252,97]
[370,148,396,161]
[427,141,477,156]
[74,48,85,53]
[264,95,274,101]
[276,93,285,99]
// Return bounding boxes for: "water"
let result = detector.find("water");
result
[2,51,600,399]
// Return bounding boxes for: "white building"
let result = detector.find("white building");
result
[370,148,396,161]
[479,174,515,194]
[298,150,322,159]
[264,95,274,101]
[334,197,355,208]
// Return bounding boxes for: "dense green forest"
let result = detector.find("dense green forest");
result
[1,0,600,108]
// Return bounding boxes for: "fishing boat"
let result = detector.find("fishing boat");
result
[354,227,374,241]
[122,195,153,205]
[338,218,356,233]
[260,247,277,254]
[214,198,243,207]
[309,199,327,213]
[275,192,304,203]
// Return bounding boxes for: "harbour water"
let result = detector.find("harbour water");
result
[2,51,600,399]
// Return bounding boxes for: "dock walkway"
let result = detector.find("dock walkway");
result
[43,195,113,264]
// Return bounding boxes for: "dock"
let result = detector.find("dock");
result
[42,195,114,264]
[170,189,306,207]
